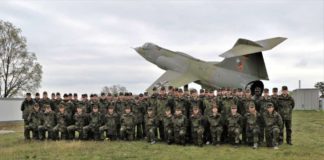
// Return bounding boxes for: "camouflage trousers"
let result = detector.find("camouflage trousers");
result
[53,125,67,140]
[24,125,39,140]
[99,125,117,140]
[120,126,135,140]
[228,126,241,144]
[210,126,223,145]
[163,127,173,144]
[67,125,83,140]
[145,126,156,143]
[279,119,292,144]
[174,128,186,145]
[83,125,100,140]
[246,126,260,144]
[191,127,204,146]
[135,122,144,139]
[38,125,55,140]
[265,126,280,147]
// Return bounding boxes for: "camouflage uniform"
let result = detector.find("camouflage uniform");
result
[278,92,294,144]
[244,111,262,146]
[25,105,43,140]
[144,108,157,143]
[162,111,174,144]
[120,107,137,140]
[263,104,283,147]
[207,109,223,145]
[99,109,119,140]
[83,108,103,140]
[226,108,243,145]
[53,109,69,140]
[172,108,187,145]
[133,98,145,139]
[21,95,35,139]
[190,108,204,146]
[38,107,56,140]
[156,94,168,140]
[67,110,89,140]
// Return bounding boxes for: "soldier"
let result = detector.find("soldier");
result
[144,107,157,144]
[51,93,56,101]
[120,105,136,141]
[34,92,41,104]
[38,105,56,140]
[252,87,263,112]
[172,106,187,145]
[226,104,243,147]
[271,87,279,111]
[133,96,145,139]
[99,105,119,141]
[278,86,295,145]
[207,104,223,146]
[244,102,262,149]
[83,105,103,140]
[156,86,168,141]
[21,93,35,140]
[53,92,62,112]
[263,103,283,149]
[39,91,53,112]
[190,105,204,147]
[53,104,69,140]
[99,92,108,115]
[138,93,148,137]
[163,107,174,144]
[79,94,90,113]
[259,88,273,143]
[72,93,79,107]
[25,103,42,140]
[67,105,89,140]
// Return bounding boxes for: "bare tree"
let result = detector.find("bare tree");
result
[0,20,42,98]
[101,84,127,95]
[315,82,324,98]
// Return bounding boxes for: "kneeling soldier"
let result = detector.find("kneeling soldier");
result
[99,105,119,140]
[120,105,136,140]
[145,107,157,144]
[207,104,223,146]
[172,106,187,145]
[190,105,204,147]
[163,107,174,144]
[226,104,243,147]
[53,104,69,140]
[67,105,89,140]
[38,105,56,140]
[83,105,103,140]
[263,103,283,149]
[26,103,42,140]
[244,102,262,149]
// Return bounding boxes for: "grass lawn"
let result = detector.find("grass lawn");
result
[0,111,323,160]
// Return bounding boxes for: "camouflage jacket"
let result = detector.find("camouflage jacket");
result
[278,95,295,120]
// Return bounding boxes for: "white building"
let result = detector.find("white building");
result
[291,88,320,110]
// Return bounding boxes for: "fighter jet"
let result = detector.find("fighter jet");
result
[134,37,287,95]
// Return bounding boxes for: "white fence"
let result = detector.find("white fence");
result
[0,98,24,121]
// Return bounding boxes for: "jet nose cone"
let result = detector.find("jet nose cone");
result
[134,46,144,55]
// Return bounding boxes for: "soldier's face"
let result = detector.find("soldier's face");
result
[267,107,274,113]
[273,92,278,96]
[43,94,48,98]
[231,108,237,114]
[26,96,31,100]
[108,109,114,114]
[125,108,131,113]
[175,110,181,115]
[148,110,153,115]
[45,108,51,113]
[282,90,288,95]
[34,106,39,111]
[93,108,98,112]
[74,96,78,100]
[264,92,269,96]
[51,95,55,99]
[59,108,65,113]
[77,108,82,113]
[193,109,199,114]
[212,108,218,113]
[165,110,171,115]
[249,107,256,113]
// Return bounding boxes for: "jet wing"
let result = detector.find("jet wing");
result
[146,70,198,93]
[220,37,287,58]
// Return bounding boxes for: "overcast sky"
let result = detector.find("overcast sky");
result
[0,0,323,95]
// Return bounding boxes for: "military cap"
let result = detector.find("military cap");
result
[63,94,68,97]
[108,93,112,96]
[282,86,288,91]
[237,88,243,92]
[84,94,88,97]
[34,103,40,107]
[43,91,48,95]
[264,88,269,93]
[114,93,118,97]
[125,92,129,96]
[92,105,99,109]
[101,92,105,96]
[73,93,78,96]
[192,105,199,110]
[200,89,205,93]
[56,92,61,96]
[139,93,144,97]
[267,102,274,108]
[175,106,182,110]
[147,107,153,111]
[168,86,173,90]
[231,104,238,109]
[178,88,183,93]
[152,87,157,91]
[93,94,98,97]
[51,93,55,96]
[81,94,86,98]
[248,101,255,108]
[76,105,83,109]
[272,87,278,92]
[35,92,40,96]
[124,105,131,110]
[68,93,72,96]
[144,92,148,96]
[119,92,124,96]
[175,88,179,92]
[129,92,133,96]
[26,93,31,96]
[161,86,165,91]
[108,105,114,109]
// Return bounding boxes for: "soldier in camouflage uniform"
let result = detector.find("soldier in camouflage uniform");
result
[99,105,119,140]
[53,104,69,140]
[138,93,148,137]
[190,105,204,147]
[144,107,157,144]
[25,103,42,140]
[259,88,273,143]
[99,92,108,115]
[207,104,223,146]
[278,86,294,145]
[156,87,168,141]
[34,92,41,104]
[39,91,53,112]
[163,107,173,144]
[53,92,62,112]
[271,88,279,111]
[38,105,56,140]
[120,105,137,141]
[263,103,283,149]
[67,105,89,140]
[244,102,262,149]
[83,105,103,140]
[226,104,243,147]
[172,106,187,145]
[133,96,145,139]
[21,93,35,140]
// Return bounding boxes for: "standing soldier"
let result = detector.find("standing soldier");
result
[72,93,79,107]
[79,94,90,113]
[263,103,283,149]
[38,105,56,140]
[244,102,262,149]
[172,106,187,145]
[145,107,157,144]
[138,93,148,137]
[190,106,204,147]
[259,88,273,143]
[83,105,103,140]
[207,104,223,146]
[34,92,41,104]
[25,103,42,140]
[53,104,69,140]
[156,86,168,141]
[99,92,108,115]
[99,105,119,141]
[271,87,279,112]
[278,86,294,145]
[53,92,62,112]
[39,91,53,112]
[67,105,89,140]
[21,93,35,140]
[120,105,136,141]
[226,104,243,147]
[163,107,174,144]
[133,96,145,139]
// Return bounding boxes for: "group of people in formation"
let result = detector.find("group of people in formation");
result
[21,85,294,149]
